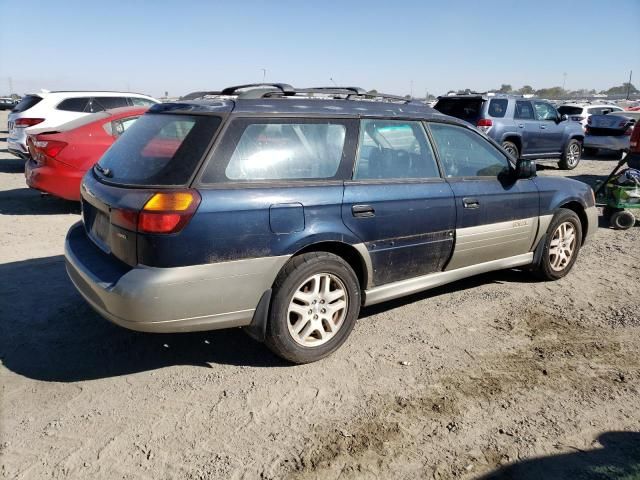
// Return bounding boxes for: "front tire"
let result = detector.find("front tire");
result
[533,209,582,281]
[265,252,361,364]
[559,139,582,170]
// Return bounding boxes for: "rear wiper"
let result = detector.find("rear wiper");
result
[94,164,113,178]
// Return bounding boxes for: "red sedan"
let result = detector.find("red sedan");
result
[25,106,148,201]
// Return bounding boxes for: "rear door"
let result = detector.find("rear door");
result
[533,101,564,153]
[427,122,539,270]
[514,100,541,155]
[342,119,456,286]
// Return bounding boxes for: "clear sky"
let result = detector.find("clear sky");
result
[1,0,639,98]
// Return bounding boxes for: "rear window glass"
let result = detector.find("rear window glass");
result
[558,106,583,116]
[12,95,42,113]
[434,98,484,121]
[488,99,508,118]
[57,97,90,112]
[95,114,220,186]
[131,98,157,107]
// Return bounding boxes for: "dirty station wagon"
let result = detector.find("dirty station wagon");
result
[65,84,598,363]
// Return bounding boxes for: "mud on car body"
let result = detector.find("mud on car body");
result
[65,84,598,363]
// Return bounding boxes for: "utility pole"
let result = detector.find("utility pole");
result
[261,68,266,82]
[627,70,633,100]
[410,80,413,99]
[330,77,337,87]
[562,72,567,91]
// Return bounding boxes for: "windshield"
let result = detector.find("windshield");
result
[434,98,484,121]
[558,106,583,116]
[11,95,42,113]
[95,113,221,186]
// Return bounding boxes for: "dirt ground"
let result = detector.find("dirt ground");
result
[0,109,639,480]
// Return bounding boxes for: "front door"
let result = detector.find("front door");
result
[427,122,540,270]
[342,119,456,287]
[533,101,564,154]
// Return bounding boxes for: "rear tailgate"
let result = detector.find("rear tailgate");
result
[587,114,634,136]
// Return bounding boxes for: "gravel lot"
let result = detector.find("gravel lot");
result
[1,109,639,480]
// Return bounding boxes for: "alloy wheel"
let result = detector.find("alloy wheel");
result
[549,221,577,272]
[287,273,348,347]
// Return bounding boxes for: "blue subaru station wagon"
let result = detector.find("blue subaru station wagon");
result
[65,84,598,363]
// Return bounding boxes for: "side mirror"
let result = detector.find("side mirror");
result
[515,159,536,179]
[560,114,568,122]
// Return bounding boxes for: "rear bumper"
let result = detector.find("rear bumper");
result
[64,222,289,333]
[583,135,629,152]
[25,158,84,201]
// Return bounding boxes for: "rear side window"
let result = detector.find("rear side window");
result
[488,99,508,118]
[515,101,535,120]
[96,114,220,186]
[12,95,42,113]
[429,123,509,177]
[434,98,484,121]
[354,120,440,179]
[57,97,91,112]
[202,118,352,182]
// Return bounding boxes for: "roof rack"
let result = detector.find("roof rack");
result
[182,84,417,104]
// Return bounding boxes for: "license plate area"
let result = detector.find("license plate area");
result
[88,209,111,253]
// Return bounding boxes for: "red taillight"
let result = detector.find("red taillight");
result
[477,118,493,127]
[585,126,591,134]
[110,209,138,231]
[33,139,67,158]
[15,118,45,127]
[137,190,201,234]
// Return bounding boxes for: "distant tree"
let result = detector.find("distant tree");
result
[404,94,412,99]
[498,84,513,93]
[517,85,534,95]
[605,83,638,95]
[367,89,378,95]
[535,86,566,99]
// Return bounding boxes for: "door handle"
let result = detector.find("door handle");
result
[352,204,375,218]
[540,125,547,130]
[463,198,480,209]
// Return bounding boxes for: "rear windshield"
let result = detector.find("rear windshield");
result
[558,106,583,115]
[95,113,220,186]
[11,95,42,113]
[434,98,484,121]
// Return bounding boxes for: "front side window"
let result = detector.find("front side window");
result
[515,101,535,120]
[354,120,439,180]
[206,119,348,182]
[534,101,558,121]
[428,123,510,178]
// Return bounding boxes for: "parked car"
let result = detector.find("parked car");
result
[25,107,148,201]
[7,91,158,159]
[0,97,16,110]
[64,84,598,364]
[557,103,623,130]
[584,111,640,158]
[627,120,640,169]
[434,94,586,169]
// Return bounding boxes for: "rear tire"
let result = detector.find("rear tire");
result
[502,141,520,159]
[559,139,582,170]
[610,210,636,230]
[533,208,582,281]
[583,147,598,157]
[265,252,361,364]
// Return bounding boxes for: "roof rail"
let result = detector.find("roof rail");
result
[220,83,296,96]
[183,84,418,104]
